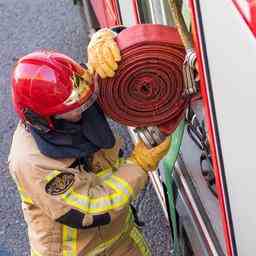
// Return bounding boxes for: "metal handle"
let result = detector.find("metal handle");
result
[128,126,166,149]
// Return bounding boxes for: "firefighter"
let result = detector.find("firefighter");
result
[8,29,171,256]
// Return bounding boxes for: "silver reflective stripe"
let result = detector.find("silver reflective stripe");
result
[104,175,133,197]
[61,175,133,214]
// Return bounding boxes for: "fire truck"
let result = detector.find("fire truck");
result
[77,1,256,255]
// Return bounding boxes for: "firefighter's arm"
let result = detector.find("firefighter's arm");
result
[15,159,147,229]
[56,138,171,228]
[54,137,171,228]
[56,162,147,229]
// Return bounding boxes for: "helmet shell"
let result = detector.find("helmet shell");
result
[12,50,95,121]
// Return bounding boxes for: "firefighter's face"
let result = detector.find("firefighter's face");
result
[55,94,97,123]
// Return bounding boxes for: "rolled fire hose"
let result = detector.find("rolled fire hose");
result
[96,24,189,135]
[96,24,187,255]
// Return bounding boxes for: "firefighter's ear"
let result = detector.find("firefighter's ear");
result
[23,108,50,133]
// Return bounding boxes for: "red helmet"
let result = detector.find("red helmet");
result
[12,50,97,129]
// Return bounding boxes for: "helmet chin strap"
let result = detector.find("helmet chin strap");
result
[23,108,51,133]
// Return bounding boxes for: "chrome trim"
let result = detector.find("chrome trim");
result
[175,154,225,256]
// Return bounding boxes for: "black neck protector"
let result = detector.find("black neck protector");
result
[30,103,115,159]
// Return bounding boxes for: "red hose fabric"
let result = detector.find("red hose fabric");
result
[96,24,188,134]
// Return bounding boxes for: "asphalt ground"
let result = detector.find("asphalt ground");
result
[0,1,171,255]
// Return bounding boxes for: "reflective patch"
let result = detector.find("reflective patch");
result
[60,174,133,214]
[45,172,75,196]
[63,225,77,256]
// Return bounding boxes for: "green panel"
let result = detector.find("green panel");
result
[163,119,185,256]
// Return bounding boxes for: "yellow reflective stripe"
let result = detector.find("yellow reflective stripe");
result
[125,158,137,165]
[112,175,133,195]
[86,209,134,256]
[115,157,126,168]
[104,175,133,196]
[45,170,61,182]
[61,190,111,214]
[17,185,33,205]
[63,225,77,256]
[31,249,42,256]
[61,189,127,214]
[96,157,126,180]
[96,168,112,180]
[89,192,125,210]
[130,227,151,256]
[20,194,33,205]
[61,175,133,214]
[87,232,122,256]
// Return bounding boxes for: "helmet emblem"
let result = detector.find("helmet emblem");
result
[64,74,90,105]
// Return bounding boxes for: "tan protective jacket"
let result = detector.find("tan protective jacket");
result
[8,123,150,256]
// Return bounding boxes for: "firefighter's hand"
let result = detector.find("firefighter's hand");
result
[87,28,121,79]
[129,137,171,172]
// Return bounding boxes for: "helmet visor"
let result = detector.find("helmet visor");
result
[55,87,97,119]
[55,73,97,119]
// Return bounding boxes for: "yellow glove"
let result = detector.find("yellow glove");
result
[87,28,121,79]
[129,137,171,172]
